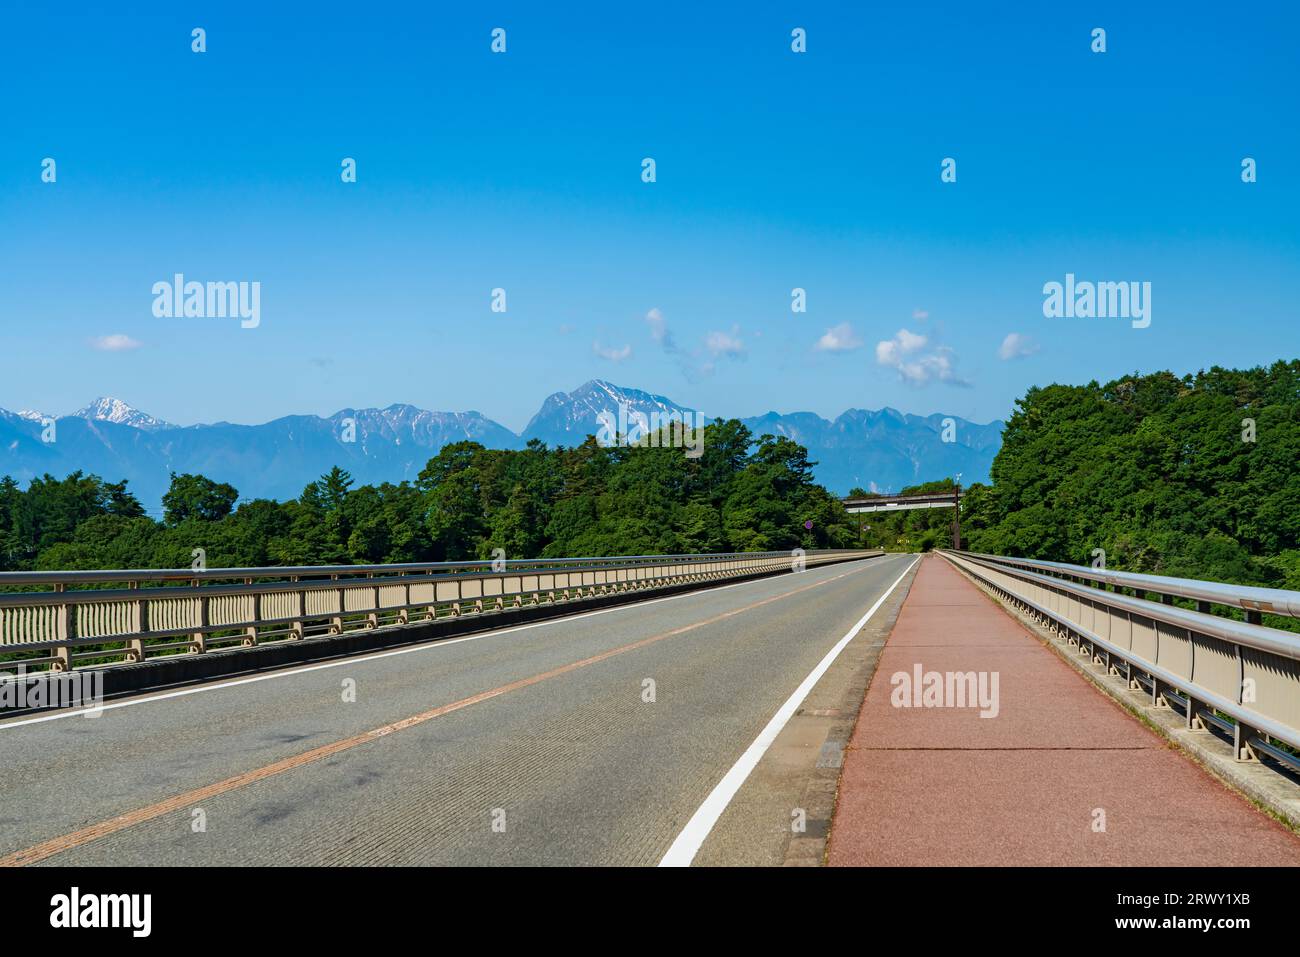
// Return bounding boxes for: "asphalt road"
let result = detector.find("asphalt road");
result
[0,553,913,866]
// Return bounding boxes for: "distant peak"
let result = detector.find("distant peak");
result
[73,397,171,430]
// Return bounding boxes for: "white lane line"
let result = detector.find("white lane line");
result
[658,554,919,867]
[0,555,899,730]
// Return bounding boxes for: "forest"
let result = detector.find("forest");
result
[960,361,1300,594]
[0,421,862,571]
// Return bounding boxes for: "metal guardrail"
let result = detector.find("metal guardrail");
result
[941,550,1300,772]
[0,550,878,673]
[951,551,1300,622]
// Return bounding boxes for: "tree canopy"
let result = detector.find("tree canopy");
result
[961,361,1300,594]
[0,421,863,572]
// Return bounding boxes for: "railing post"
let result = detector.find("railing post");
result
[1150,676,1167,709]
[53,583,72,672]
[128,580,146,662]
[367,571,379,628]
[244,577,259,646]
[292,575,305,639]
[1230,642,1257,759]
[192,579,208,653]
[332,573,344,634]
[1128,664,1142,693]
[1234,721,1260,762]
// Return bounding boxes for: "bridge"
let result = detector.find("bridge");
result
[2,547,1299,866]
[842,487,964,547]
[840,489,962,513]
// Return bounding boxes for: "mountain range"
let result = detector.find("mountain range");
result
[0,381,1004,510]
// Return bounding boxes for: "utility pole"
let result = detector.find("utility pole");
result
[952,482,962,550]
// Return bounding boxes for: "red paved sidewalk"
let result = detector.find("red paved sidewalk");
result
[828,554,1300,866]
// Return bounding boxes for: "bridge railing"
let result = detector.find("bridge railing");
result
[941,550,1300,772]
[0,549,878,674]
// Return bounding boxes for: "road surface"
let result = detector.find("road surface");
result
[1,553,913,866]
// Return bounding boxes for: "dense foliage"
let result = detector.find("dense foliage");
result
[0,422,861,571]
[961,361,1300,593]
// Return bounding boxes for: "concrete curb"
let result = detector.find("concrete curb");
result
[945,556,1300,834]
[793,556,921,866]
[2,554,879,719]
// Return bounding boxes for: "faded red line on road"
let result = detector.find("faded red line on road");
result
[2,561,878,866]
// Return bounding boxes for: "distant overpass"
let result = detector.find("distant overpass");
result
[840,490,962,514]
[842,487,964,547]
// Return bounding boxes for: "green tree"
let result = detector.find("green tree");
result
[162,473,239,526]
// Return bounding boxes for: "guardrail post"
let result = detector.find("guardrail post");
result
[1234,721,1260,762]
[331,573,344,634]
[292,576,305,639]
[1150,676,1168,709]
[425,568,439,620]
[367,571,379,628]
[244,577,259,646]
[128,580,146,662]
[53,583,72,672]
[192,580,208,653]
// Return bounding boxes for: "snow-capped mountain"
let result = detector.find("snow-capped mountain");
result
[524,380,702,446]
[0,399,521,509]
[0,383,1004,508]
[74,397,172,431]
[326,405,519,450]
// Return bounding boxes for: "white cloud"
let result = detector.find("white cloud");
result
[641,308,743,379]
[592,340,632,362]
[875,328,927,365]
[645,307,675,350]
[875,328,966,386]
[814,322,863,353]
[997,332,1039,360]
[705,326,745,359]
[90,334,142,352]
[912,308,930,321]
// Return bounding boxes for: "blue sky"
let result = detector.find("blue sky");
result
[1,1,1297,431]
